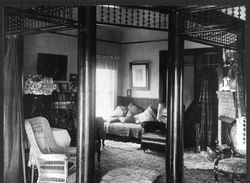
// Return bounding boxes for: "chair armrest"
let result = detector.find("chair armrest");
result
[141,121,166,133]
[64,147,76,157]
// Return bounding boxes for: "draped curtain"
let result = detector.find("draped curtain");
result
[236,50,246,117]
[4,37,26,183]
[195,55,218,150]
[96,55,118,119]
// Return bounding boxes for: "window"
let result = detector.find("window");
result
[96,55,118,119]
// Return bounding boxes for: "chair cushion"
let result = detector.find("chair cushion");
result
[218,157,246,174]
[142,132,166,145]
[119,116,136,123]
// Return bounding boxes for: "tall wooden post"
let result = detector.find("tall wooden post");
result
[77,6,96,183]
[166,8,184,183]
[0,5,4,182]
[245,5,250,183]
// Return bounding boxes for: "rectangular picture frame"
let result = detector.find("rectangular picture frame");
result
[59,82,68,92]
[130,61,149,90]
[69,73,78,82]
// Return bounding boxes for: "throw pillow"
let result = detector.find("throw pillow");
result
[119,116,136,123]
[110,105,127,117]
[126,103,143,116]
[134,106,156,124]
[157,103,167,123]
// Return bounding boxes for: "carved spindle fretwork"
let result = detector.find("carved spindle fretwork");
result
[131,8,134,25]
[164,13,167,29]
[142,9,145,26]
[232,7,235,17]
[153,11,156,28]
[125,8,128,25]
[119,7,122,24]
[113,6,116,23]
[100,6,104,22]
[107,6,110,23]
[147,10,151,27]
[159,12,161,28]
[238,6,241,19]
[136,8,139,26]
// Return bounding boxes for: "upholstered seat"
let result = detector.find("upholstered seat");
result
[214,116,246,183]
[141,132,165,146]
[218,158,246,174]
[141,121,166,151]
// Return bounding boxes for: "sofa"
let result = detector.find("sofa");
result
[104,102,167,151]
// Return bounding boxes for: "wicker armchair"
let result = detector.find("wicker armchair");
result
[214,117,246,183]
[25,116,76,183]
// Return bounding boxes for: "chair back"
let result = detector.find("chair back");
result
[229,116,246,157]
[25,116,62,165]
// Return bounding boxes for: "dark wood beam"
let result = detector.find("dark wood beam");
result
[126,6,172,14]
[77,6,96,183]
[96,22,169,32]
[166,7,184,183]
[6,25,74,37]
[0,5,4,183]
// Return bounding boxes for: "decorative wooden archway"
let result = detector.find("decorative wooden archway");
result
[1,4,248,183]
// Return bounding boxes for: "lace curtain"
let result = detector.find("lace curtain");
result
[96,55,119,119]
[4,37,26,183]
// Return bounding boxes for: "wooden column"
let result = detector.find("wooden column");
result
[166,8,184,183]
[159,51,168,103]
[77,6,96,183]
[0,5,4,182]
[245,5,250,183]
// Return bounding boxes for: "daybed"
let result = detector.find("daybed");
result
[104,102,167,149]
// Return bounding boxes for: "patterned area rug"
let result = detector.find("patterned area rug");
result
[67,140,233,183]
[184,151,214,170]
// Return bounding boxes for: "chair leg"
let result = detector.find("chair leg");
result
[102,138,105,148]
[213,167,219,183]
[97,138,101,162]
[231,174,235,183]
[31,165,34,183]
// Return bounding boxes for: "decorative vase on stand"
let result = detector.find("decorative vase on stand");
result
[23,74,58,119]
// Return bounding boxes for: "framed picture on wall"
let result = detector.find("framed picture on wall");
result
[130,61,149,90]
[37,53,68,81]
[69,73,78,82]
[59,82,69,92]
